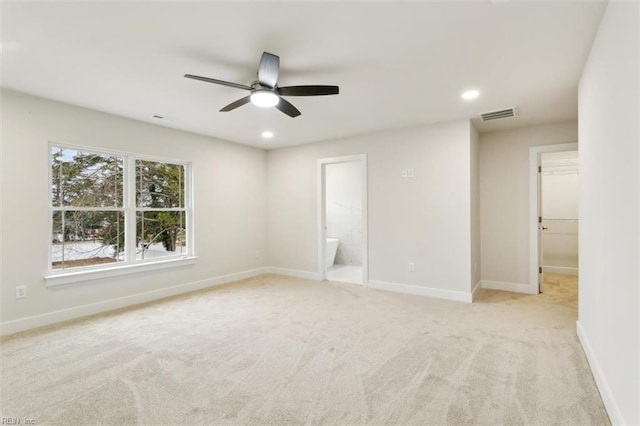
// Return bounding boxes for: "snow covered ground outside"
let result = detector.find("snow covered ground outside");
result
[51,241,184,262]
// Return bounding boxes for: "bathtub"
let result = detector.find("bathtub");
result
[326,238,340,267]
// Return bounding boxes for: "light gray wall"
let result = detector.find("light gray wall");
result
[479,121,578,286]
[1,89,268,325]
[578,0,639,423]
[325,161,363,266]
[268,119,475,295]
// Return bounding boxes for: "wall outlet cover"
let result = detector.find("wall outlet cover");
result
[16,286,26,299]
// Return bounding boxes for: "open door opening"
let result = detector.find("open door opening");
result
[318,155,367,285]
[536,149,579,294]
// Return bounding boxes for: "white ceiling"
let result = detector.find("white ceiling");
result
[1,1,607,149]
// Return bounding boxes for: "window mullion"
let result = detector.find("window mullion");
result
[125,156,137,263]
[186,163,194,257]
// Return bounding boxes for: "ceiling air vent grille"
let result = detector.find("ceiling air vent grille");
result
[480,107,518,122]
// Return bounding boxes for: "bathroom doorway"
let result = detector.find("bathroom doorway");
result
[317,155,367,285]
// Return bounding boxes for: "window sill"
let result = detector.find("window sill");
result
[44,256,198,287]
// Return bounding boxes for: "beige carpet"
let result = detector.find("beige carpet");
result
[0,273,609,425]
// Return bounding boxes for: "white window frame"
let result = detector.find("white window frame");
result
[45,142,196,287]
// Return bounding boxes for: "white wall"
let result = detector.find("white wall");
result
[0,89,268,333]
[479,121,578,290]
[577,0,639,424]
[325,161,363,266]
[268,119,476,301]
[542,173,579,219]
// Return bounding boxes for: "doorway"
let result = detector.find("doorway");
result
[529,143,579,293]
[317,155,367,285]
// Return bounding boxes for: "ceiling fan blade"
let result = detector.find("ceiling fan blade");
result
[184,74,252,91]
[278,85,339,96]
[275,97,301,118]
[258,52,279,88]
[220,96,252,112]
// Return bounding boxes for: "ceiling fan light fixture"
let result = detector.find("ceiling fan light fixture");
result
[250,90,279,108]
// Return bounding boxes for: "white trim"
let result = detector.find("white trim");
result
[471,280,482,301]
[318,154,366,165]
[367,280,473,303]
[48,144,55,270]
[542,265,579,276]
[2,267,268,337]
[265,267,322,281]
[481,279,538,295]
[48,141,193,166]
[125,153,136,263]
[45,256,198,286]
[317,160,326,281]
[576,321,624,425]
[529,142,578,293]
[362,158,369,287]
[317,154,368,286]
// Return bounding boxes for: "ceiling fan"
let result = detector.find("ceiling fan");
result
[184,52,339,118]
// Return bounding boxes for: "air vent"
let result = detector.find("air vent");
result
[151,114,175,122]
[480,107,518,122]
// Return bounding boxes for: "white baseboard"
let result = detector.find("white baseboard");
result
[481,280,538,294]
[367,280,473,303]
[471,280,482,302]
[264,267,322,281]
[0,267,268,337]
[543,265,579,276]
[576,321,623,425]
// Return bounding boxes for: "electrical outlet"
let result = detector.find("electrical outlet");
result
[255,250,260,259]
[408,262,415,272]
[401,169,407,178]
[408,168,415,178]
[16,286,26,299]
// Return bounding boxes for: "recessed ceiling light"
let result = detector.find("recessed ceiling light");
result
[261,131,274,139]
[462,89,480,100]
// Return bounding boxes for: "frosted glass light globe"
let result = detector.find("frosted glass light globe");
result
[250,91,280,108]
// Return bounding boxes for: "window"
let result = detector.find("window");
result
[50,144,192,275]
[135,159,187,260]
